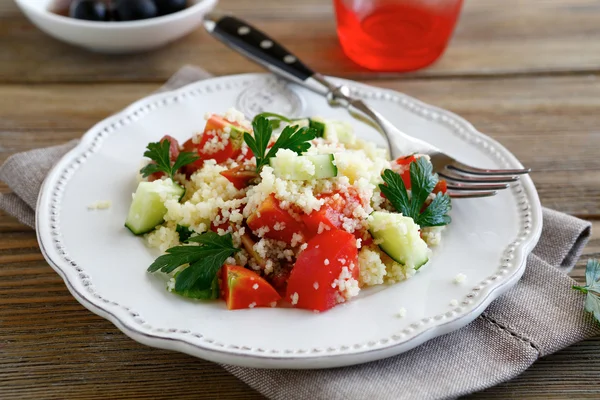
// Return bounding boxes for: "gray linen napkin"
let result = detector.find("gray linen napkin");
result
[1,66,598,400]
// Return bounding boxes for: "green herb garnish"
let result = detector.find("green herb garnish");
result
[148,232,239,294]
[176,224,194,243]
[254,112,292,130]
[573,259,600,323]
[244,115,317,173]
[140,139,199,180]
[379,157,451,227]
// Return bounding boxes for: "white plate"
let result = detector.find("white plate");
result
[36,73,542,369]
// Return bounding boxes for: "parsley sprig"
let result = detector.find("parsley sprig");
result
[140,139,199,180]
[379,157,452,227]
[573,259,600,323]
[148,232,239,296]
[244,116,317,173]
[254,112,292,130]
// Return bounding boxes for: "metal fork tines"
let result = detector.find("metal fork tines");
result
[439,168,523,199]
[313,84,532,199]
[423,153,531,198]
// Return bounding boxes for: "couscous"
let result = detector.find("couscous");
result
[124,108,452,312]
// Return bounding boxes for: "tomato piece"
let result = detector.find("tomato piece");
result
[196,130,236,164]
[302,195,344,238]
[247,195,305,244]
[221,265,281,310]
[434,179,447,194]
[302,190,367,240]
[395,154,416,166]
[147,135,181,182]
[181,138,204,177]
[220,165,259,190]
[210,210,230,233]
[286,230,359,312]
[181,115,250,175]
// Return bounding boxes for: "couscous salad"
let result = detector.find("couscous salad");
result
[124,109,452,312]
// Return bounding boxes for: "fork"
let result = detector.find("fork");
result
[203,13,530,198]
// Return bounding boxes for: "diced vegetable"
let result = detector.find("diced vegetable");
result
[172,275,219,300]
[286,229,359,312]
[124,180,184,235]
[368,211,430,269]
[302,190,366,240]
[246,195,305,244]
[301,193,345,237]
[316,117,355,144]
[270,154,338,180]
[290,118,326,137]
[434,179,448,194]
[220,165,258,189]
[221,265,281,309]
[182,115,249,175]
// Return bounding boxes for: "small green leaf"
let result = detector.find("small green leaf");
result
[139,139,198,180]
[176,224,194,243]
[417,192,452,227]
[171,151,199,177]
[585,259,600,292]
[573,259,600,324]
[379,158,451,228]
[244,115,316,173]
[408,157,437,218]
[147,232,239,295]
[379,169,410,217]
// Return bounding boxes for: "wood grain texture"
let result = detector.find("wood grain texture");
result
[1,0,600,397]
[3,0,600,83]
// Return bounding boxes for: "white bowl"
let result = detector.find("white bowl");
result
[14,0,218,53]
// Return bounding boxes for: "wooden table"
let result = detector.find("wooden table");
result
[1,0,599,398]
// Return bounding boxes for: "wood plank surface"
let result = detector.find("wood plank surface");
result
[1,0,600,398]
[3,0,600,83]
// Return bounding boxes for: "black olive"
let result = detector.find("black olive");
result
[154,0,187,15]
[115,0,158,21]
[69,0,108,21]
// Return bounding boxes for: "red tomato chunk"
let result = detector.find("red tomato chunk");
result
[286,229,359,312]
[182,115,247,175]
[302,190,366,240]
[247,195,305,244]
[221,265,281,310]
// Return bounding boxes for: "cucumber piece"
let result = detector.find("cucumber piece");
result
[124,180,184,235]
[318,118,355,145]
[290,118,310,128]
[309,119,326,137]
[270,153,338,180]
[368,211,430,269]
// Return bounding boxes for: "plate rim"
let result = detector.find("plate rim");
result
[36,73,543,368]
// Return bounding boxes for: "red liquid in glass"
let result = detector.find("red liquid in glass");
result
[333,0,463,71]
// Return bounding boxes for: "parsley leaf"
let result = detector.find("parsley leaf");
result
[573,259,600,323]
[254,112,292,130]
[176,224,194,243]
[139,139,199,180]
[147,232,239,294]
[379,157,452,227]
[244,116,317,173]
